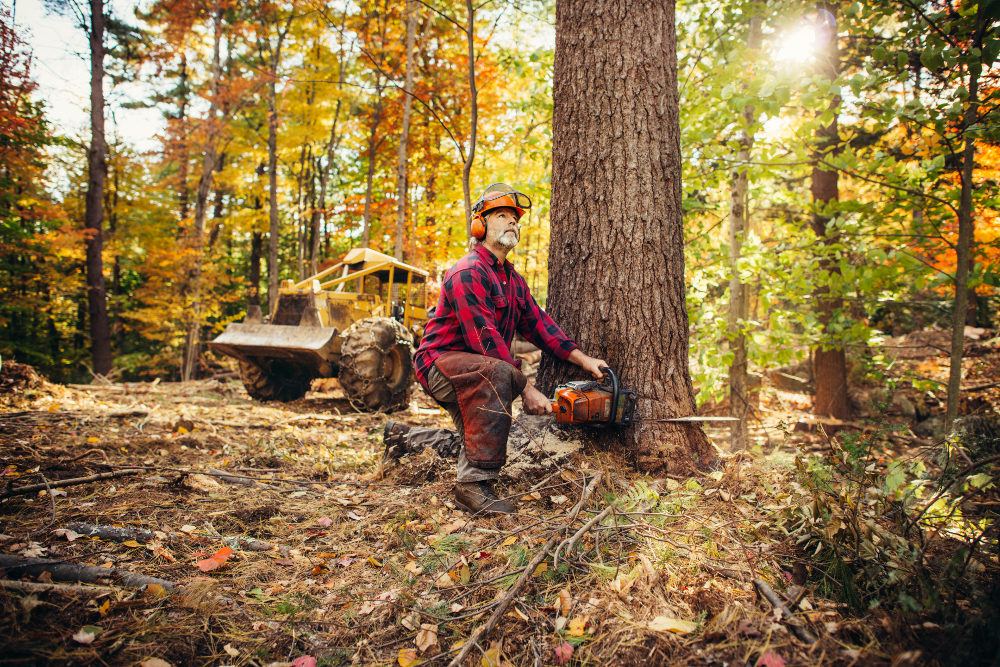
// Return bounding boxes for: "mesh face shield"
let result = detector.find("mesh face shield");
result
[472,183,532,220]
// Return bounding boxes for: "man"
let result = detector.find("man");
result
[382,182,607,514]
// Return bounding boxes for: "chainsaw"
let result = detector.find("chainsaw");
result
[550,367,737,427]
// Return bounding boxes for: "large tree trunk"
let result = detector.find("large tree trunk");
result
[537,0,713,474]
[810,3,849,419]
[249,230,263,307]
[460,0,477,237]
[85,0,113,376]
[393,0,417,261]
[728,17,762,451]
[946,6,984,426]
[361,78,384,249]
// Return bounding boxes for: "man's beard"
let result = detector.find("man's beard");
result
[488,226,519,250]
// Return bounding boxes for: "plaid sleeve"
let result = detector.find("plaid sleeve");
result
[516,288,578,361]
[445,266,518,367]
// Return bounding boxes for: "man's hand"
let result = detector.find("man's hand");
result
[568,349,609,379]
[521,383,553,415]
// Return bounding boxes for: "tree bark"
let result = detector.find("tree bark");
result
[85,0,112,376]
[728,17,761,451]
[810,3,849,419]
[264,16,292,313]
[361,76,384,249]
[249,230,263,307]
[537,0,713,474]
[946,6,984,426]
[460,0,477,238]
[394,0,418,261]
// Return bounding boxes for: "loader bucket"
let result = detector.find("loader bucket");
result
[208,323,338,369]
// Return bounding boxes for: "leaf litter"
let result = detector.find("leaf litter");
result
[0,360,993,665]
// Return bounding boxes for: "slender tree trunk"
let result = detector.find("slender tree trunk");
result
[264,18,291,313]
[182,6,224,382]
[946,7,984,426]
[177,54,190,226]
[313,101,342,273]
[362,78,384,249]
[810,3,849,419]
[85,0,113,376]
[461,0,477,237]
[208,155,226,249]
[294,144,309,280]
[728,16,761,451]
[249,230,263,307]
[394,0,418,261]
[537,0,713,474]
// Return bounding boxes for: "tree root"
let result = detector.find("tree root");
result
[0,555,176,590]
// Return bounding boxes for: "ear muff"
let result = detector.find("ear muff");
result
[471,213,487,240]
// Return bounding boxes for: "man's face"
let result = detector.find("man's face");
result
[485,207,520,249]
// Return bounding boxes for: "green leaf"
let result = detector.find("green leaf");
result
[873,45,887,62]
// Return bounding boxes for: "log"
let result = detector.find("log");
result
[0,470,143,499]
[753,578,817,644]
[0,555,176,590]
[66,522,155,543]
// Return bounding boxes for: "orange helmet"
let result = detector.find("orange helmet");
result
[471,183,532,240]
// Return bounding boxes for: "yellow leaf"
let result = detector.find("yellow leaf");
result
[459,563,470,585]
[98,599,110,616]
[177,427,188,435]
[567,615,588,637]
[501,536,517,548]
[556,587,572,617]
[404,561,424,576]
[435,571,456,589]
[397,648,421,666]
[647,616,697,634]
[368,556,383,567]
[509,607,529,622]
[532,563,548,576]
[123,540,142,548]
[480,644,501,667]
[144,584,168,598]
[87,437,99,443]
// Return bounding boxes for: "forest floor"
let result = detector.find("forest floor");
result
[0,328,998,667]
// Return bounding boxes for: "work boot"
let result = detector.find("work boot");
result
[382,421,411,461]
[453,481,517,515]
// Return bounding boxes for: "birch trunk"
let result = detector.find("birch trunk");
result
[393,0,418,261]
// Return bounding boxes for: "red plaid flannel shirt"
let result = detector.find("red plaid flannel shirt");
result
[414,244,578,393]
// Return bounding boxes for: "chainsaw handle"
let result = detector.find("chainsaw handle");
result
[599,367,617,426]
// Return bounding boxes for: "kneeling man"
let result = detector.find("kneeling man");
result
[383,183,606,514]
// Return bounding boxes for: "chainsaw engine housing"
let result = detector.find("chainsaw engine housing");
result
[551,368,636,426]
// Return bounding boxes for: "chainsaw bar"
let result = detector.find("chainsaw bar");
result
[632,416,739,423]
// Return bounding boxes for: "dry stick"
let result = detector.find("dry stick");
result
[207,467,268,489]
[553,504,615,570]
[0,555,177,590]
[753,578,817,644]
[446,472,603,667]
[0,469,143,500]
[65,521,282,553]
[0,579,118,596]
[57,448,110,464]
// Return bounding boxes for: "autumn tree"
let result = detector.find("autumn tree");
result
[537,0,713,474]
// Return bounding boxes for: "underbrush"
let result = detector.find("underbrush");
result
[780,396,1000,665]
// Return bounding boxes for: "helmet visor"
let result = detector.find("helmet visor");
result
[475,183,532,214]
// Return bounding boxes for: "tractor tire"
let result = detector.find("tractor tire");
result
[239,360,310,403]
[339,317,415,413]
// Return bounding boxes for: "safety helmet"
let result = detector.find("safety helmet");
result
[471,183,532,240]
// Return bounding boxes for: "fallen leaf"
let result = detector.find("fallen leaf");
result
[405,561,424,576]
[53,528,81,542]
[648,616,697,634]
[180,525,197,534]
[509,607,529,621]
[51,489,67,497]
[336,556,354,567]
[481,642,501,667]
[224,644,239,657]
[757,651,787,667]
[554,642,574,664]
[401,612,421,630]
[459,563,471,584]
[317,517,333,527]
[435,571,456,588]
[556,587,572,617]
[397,648,421,666]
[98,599,110,616]
[368,556,383,567]
[71,625,102,644]
[291,657,317,667]
[440,520,466,534]
[87,436,100,443]
[450,603,465,613]
[347,511,364,521]
[609,574,636,596]
[415,623,439,653]
[139,660,173,667]
[736,619,760,637]
[523,491,542,501]
[123,540,142,548]
[358,600,377,615]
[550,495,568,505]
[37,571,52,584]
[22,542,47,558]
[196,546,234,572]
[532,563,548,576]
[275,559,295,566]
[554,617,567,631]
[501,536,518,547]
[567,615,588,637]
[144,584,168,598]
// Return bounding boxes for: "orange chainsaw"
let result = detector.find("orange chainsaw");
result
[551,367,737,427]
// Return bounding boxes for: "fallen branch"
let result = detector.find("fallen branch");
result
[0,469,143,500]
[753,578,817,644]
[553,504,615,569]
[273,413,344,427]
[65,521,281,553]
[0,579,118,596]
[447,472,603,667]
[207,467,267,489]
[0,555,176,590]
[58,448,110,465]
